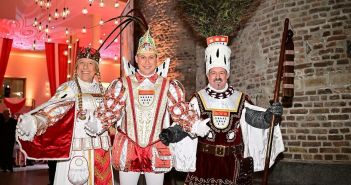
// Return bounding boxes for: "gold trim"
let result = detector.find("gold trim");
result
[88,150,93,185]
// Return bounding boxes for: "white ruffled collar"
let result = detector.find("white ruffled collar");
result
[77,77,97,89]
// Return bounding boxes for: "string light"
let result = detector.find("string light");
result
[33,40,36,50]
[33,17,38,27]
[45,24,49,33]
[114,1,120,8]
[82,7,88,14]
[99,0,104,7]
[45,0,51,9]
[65,28,69,35]
[88,0,94,6]
[48,14,52,22]
[54,8,60,19]
[99,19,104,25]
[38,22,43,31]
[81,26,87,33]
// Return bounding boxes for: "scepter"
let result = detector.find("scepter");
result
[262,18,294,185]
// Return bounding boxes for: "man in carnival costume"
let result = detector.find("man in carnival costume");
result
[163,36,285,185]
[16,47,114,185]
[96,30,210,185]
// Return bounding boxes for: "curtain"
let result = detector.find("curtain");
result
[0,38,13,90]
[3,97,26,113]
[58,43,68,85]
[45,42,57,96]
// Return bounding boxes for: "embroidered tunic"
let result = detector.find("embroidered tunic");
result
[185,85,285,185]
[97,73,198,173]
[185,85,247,185]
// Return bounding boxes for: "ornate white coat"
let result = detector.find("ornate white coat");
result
[17,78,114,185]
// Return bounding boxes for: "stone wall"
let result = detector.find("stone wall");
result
[137,0,351,162]
[231,0,351,162]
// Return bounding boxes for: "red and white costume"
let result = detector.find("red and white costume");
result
[17,78,114,185]
[97,72,199,174]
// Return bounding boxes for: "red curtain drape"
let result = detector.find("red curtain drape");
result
[0,38,13,90]
[58,44,68,85]
[45,42,57,96]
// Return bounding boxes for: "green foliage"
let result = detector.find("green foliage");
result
[177,0,258,38]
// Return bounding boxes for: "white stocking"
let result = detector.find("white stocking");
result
[119,171,140,185]
[145,172,164,185]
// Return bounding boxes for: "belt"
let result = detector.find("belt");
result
[72,135,111,151]
[198,142,241,157]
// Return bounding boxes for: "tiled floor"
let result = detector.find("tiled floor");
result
[0,165,272,185]
[0,165,186,185]
[0,165,49,185]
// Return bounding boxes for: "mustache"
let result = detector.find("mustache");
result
[214,78,223,83]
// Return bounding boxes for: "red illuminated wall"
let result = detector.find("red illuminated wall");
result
[1,49,120,113]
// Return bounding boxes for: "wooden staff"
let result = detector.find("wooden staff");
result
[261,18,290,185]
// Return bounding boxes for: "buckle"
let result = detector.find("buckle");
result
[215,145,226,157]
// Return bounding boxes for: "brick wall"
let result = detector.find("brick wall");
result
[231,0,351,162]
[135,0,199,100]
[137,0,351,162]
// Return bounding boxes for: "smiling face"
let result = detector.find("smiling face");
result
[76,58,98,82]
[207,67,229,90]
[135,52,157,76]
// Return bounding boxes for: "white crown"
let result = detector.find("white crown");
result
[205,36,231,75]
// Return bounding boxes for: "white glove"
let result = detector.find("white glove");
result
[84,112,106,137]
[191,118,211,137]
[16,114,38,141]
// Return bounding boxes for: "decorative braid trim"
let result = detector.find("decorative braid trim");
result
[205,86,235,99]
